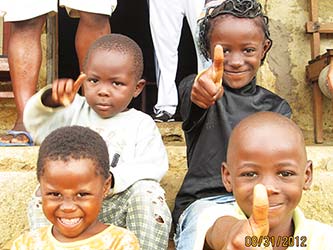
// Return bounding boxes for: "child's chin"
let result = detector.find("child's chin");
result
[224,81,249,89]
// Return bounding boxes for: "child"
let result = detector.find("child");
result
[172,0,292,249]
[0,0,116,145]
[23,34,171,250]
[205,111,333,249]
[11,126,140,249]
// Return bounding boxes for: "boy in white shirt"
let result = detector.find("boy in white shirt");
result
[24,33,171,250]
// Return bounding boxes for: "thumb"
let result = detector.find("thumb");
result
[249,184,269,237]
[212,44,224,87]
[62,73,86,107]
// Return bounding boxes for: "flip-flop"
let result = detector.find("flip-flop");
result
[0,130,34,146]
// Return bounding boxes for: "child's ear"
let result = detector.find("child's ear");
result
[261,39,272,59]
[133,79,146,98]
[222,162,233,192]
[103,175,112,198]
[303,160,313,190]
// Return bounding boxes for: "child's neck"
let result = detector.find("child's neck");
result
[268,219,294,250]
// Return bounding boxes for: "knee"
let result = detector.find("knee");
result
[11,15,46,34]
[78,11,110,28]
[129,181,171,224]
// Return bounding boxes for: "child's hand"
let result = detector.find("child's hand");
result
[220,184,270,250]
[52,73,86,107]
[191,45,224,109]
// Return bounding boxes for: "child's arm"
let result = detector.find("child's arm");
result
[191,45,224,109]
[23,74,86,144]
[205,184,270,250]
[42,73,86,107]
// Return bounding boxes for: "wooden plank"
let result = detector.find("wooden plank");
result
[309,0,318,21]
[306,60,328,82]
[0,92,14,98]
[306,50,333,82]
[46,15,58,85]
[0,11,4,55]
[3,23,10,55]
[310,33,321,58]
[308,0,322,144]
[306,22,333,34]
[313,82,323,143]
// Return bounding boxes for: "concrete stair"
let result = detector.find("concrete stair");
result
[1,122,333,249]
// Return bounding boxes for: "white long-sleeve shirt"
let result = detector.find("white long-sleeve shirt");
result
[24,86,169,194]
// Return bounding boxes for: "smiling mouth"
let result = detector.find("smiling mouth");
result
[268,203,283,211]
[224,70,248,75]
[58,217,82,227]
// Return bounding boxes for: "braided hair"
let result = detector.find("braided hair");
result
[198,0,272,63]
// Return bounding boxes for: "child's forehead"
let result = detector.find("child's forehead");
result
[212,14,263,30]
[44,157,97,169]
[230,123,305,158]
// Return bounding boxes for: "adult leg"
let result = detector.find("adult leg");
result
[1,15,46,143]
[184,0,209,72]
[99,180,172,250]
[75,11,110,71]
[149,0,184,117]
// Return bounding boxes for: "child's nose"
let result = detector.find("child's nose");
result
[97,83,111,97]
[260,178,280,195]
[60,198,77,212]
[264,184,280,196]
[228,52,244,67]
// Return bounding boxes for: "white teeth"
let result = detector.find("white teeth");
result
[60,218,81,225]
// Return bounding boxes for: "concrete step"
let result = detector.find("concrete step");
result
[1,122,333,249]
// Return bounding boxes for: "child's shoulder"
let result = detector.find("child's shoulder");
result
[119,108,157,124]
[294,208,333,248]
[302,219,333,249]
[11,226,49,248]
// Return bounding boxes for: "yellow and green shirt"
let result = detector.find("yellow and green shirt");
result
[11,224,140,250]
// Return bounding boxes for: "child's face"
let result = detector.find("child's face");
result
[222,124,312,233]
[209,15,271,89]
[40,158,111,242]
[83,49,145,118]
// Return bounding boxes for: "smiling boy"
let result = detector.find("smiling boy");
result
[173,1,291,249]
[11,126,139,249]
[205,111,333,249]
[23,34,171,250]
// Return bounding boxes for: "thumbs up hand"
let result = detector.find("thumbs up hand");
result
[191,45,224,109]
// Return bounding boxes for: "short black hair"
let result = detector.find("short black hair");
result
[198,0,272,63]
[83,33,144,80]
[37,126,110,181]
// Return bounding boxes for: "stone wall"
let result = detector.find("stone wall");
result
[1,1,333,141]
[256,0,333,141]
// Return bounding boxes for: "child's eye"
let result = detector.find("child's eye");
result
[88,78,99,84]
[278,171,294,177]
[47,192,62,198]
[241,172,257,177]
[112,81,123,87]
[223,49,230,54]
[77,192,90,198]
[244,48,255,53]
